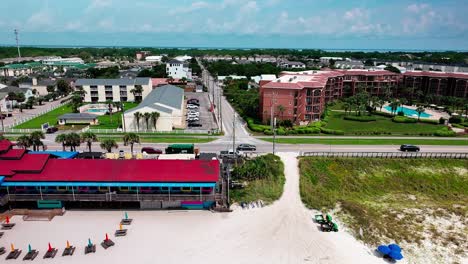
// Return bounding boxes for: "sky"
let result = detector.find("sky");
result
[0,0,467,50]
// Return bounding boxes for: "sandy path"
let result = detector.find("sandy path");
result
[1,152,383,264]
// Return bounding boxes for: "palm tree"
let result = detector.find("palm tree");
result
[55,134,68,151]
[16,135,31,149]
[100,139,118,153]
[123,133,140,154]
[130,85,143,102]
[143,112,151,131]
[277,105,285,120]
[150,112,160,131]
[389,99,400,116]
[416,105,425,121]
[106,100,114,124]
[134,112,141,132]
[29,131,45,151]
[80,131,98,152]
[66,132,81,151]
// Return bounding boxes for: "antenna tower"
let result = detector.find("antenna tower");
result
[14,29,21,62]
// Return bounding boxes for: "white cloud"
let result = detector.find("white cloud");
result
[86,0,112,12]
[97,18,114,29]
[65,21,84,31]
[169,1,209,15]
[406,3,429,13]
[26,9,53,30]
[344,8,368,20]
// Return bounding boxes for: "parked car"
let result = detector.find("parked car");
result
[119,150,125,159]
[187,112,200,117]
[46,127,59,134]
[188,122,202,127]
[187,100,200,106]
[400,144,420,152]
[187,104,199,109]
[187,117,200,121]
[141,147,163,154]
[237,143,256,151]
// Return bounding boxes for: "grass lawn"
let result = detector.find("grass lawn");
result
[299,157,467,262]
[259,137,468,145]
[230,154,285,204]
[97,136,216,143]
[14,104,74,129]
[325,111,444,135]
[93,102,139,129]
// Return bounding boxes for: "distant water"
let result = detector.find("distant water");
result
[0,44,465,52]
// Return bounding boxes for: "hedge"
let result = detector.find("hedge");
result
[247,118,270,133]
[320,127,345,135]
[418,118,439,125]
[392,116,417,123]
[449,116,463,124]
[374,111,394,118]
[343,115,377,122]
[434,127,456,137]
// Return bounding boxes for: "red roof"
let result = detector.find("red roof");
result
[0,140,13,153]
[404,71,468,79]
[6,159,219,183]
[0,154,50,176]
[0,149,26,160]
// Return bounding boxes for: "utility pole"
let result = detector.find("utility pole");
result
[121,100,126,132]
[0,105,4,133]
[219,86,223,133]
[14,29,21,62]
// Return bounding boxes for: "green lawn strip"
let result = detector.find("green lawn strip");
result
[91,132,216,136]
[325,111,443,135]
[299,157,468,249]
[230,154,285,204]
[259,137,468,145]
[14,104,74,129]
[97,136,215,143]
[93,102,139,129]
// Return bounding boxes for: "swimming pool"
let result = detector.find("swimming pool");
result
[87,108,108,113]
[384,106,431,118]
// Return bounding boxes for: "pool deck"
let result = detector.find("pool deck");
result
[381,104,450,120]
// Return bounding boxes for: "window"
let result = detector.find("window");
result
[306,106,312,112]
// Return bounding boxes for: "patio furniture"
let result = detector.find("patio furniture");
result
[43,248,57,259]
[115,229,127,237]
[1,223,15,230]
[84,244,96,254]
[6,249,21,260]
[0,247,5,255]
[101,239,115,249]
[23,250,39,261]
[62,246,75,256]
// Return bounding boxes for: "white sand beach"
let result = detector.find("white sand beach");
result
[1,153,386,264]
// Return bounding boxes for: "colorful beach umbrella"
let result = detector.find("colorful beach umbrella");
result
[388,244,401,252]
[124,212,128,219]
[88,238,92,247]
[377,245,391,255]
[388,250,404,260]
[28,244,32,253]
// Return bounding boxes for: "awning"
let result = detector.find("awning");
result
[0,182,216,188]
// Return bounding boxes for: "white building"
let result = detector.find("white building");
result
[174,55,192,62]
[123,85,184,132]
[75,78,152,103]
[278,60,306,69]
[145,56,163,63]
[42,57,84,65]
[166,59,192,80]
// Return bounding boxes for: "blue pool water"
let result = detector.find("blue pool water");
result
[384,106,431,118]
[87,108,107,113]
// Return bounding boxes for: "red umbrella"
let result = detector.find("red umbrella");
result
[48,242,52,252]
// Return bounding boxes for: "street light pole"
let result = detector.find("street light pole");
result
[0,105,4,132]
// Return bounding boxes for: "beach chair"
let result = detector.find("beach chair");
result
[0,231,3,238]
[43,248,58,259]
[1,223,15,230]
[120,218,133,225]
[136,153,143,159]
[101,239,115,249]
[84,244,96,254]
[6,249,21,260]
[0,247,5,255]
[62,246,75,256]
[23,250,39,261]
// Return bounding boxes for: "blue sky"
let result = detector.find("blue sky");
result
[0,0,467,50]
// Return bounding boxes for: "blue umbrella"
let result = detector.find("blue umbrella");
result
[377,245,391,255]
[388,244,401,252]
[388,250,404,260]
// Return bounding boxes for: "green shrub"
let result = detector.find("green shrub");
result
[460,122,468,127]
[439,117,446,124]
[392,116,417,123]
[451,123,465,129]
[276,127,288,135]
[246,118,270,132]
[374,111,394,118]
[434,127,456,137]
[449,116,463,124]
[320,127,345,135]
[343,115,377,122]
[418,119,439,125]
[397,111,405,116]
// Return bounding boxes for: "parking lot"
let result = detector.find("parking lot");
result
[184,92,218,131]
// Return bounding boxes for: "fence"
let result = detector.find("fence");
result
[5,100,70,129]
[301,152,468,159]
[85,128,217,135]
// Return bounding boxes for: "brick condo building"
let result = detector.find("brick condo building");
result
[402,71,468,98]
[259,69,400,123]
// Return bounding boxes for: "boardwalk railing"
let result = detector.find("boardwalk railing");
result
[301,152,468,159]
[7,193,223,202]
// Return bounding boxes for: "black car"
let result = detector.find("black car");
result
[141,147,163,154]
[237,143,256,151]
[188,122,202,127]
[46,127,58,134]
[400,144,420,152]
